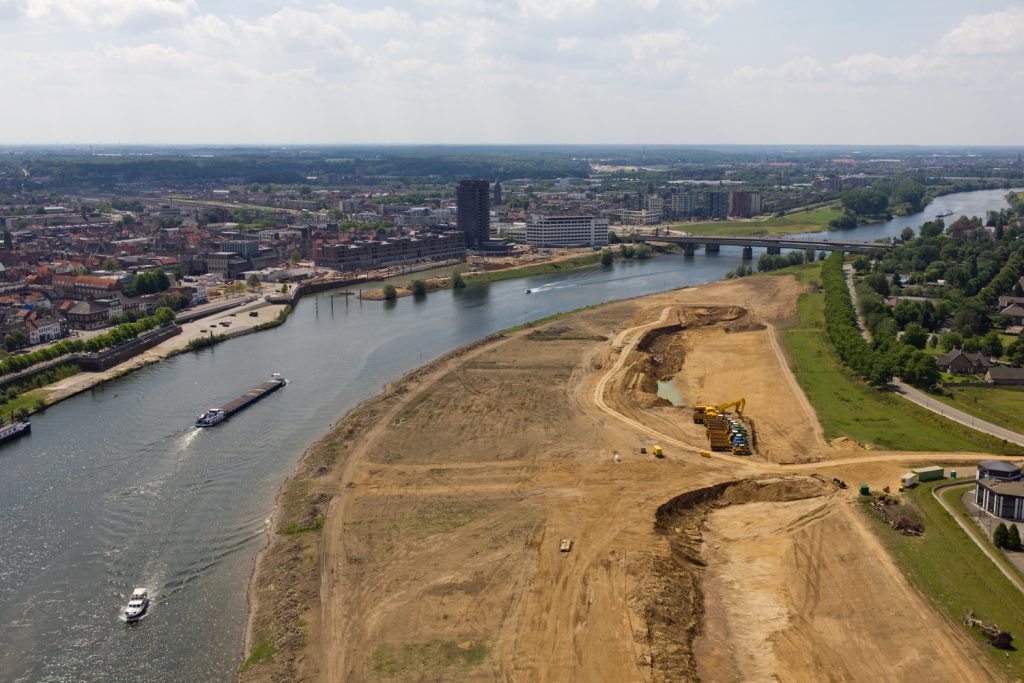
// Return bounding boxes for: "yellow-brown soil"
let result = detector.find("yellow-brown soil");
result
[242,275,1002,683]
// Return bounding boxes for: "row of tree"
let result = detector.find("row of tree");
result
[0,307,175,376]
[994,522,1022,551]
[822,253,939,387]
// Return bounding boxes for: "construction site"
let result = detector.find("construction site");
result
[243,274,1013,682]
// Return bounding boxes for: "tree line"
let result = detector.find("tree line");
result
[0,307,175,376]
[822,253,939,387]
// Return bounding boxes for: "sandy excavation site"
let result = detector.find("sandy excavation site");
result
[244,275,1001,682]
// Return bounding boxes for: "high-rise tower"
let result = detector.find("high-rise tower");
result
[457,180,490,247]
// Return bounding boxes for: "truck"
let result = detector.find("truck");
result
[652,445,664,458]
[912,466,944,483]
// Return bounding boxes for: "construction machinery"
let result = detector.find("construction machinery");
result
[692,398,746,423]
[696,398,754,456]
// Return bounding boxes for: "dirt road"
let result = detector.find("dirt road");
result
[242,275,1005,682]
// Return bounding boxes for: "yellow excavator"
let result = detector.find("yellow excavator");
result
[692,398,746,424]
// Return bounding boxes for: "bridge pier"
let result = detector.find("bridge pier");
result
[741,246,753,261]
[683,244,695,256]
[705,243,720,254]
[766,246,781,255]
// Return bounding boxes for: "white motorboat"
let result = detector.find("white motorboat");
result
[196,408,226,428]
[124,588,149,623]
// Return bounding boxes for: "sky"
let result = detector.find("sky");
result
[0,0,1022,145]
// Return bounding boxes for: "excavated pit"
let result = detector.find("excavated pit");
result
[627,476,828,682]
[621,306,757,410]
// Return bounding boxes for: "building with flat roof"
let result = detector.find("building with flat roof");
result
[976,461,1024,521]
[457,180,490,248]
[314,231,465,272]
[729,191,763,218]
[525,215,608,248]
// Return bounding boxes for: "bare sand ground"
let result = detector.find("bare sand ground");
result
[241,275,1004,682]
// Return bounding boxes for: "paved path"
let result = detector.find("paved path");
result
[889,380,1024,448]
[843,263,872,342]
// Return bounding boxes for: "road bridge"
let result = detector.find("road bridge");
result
[635,233,895,258]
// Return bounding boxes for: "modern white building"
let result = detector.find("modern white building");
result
[525,215,609,247]
[618,209,662,226]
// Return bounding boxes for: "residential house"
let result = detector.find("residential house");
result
[66,298,122,330]
[986,367,1024,387]
[936,349,992,375]
[51,274,123,301]
[24,312,66,345]
[997,295,1024,309]
[999,303,1024,327]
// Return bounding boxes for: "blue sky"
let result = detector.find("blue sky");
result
[0,0,1021,144]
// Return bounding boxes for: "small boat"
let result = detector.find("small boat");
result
[525,289,533,294]
[0,419,30,445]
[196,408,226,428]
[123,588,149,623]
[935,209,953,218]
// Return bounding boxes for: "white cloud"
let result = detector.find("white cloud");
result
[0,0,1020,144]
[237,7,347,50]
[833,52,939,83]
[620,30,697,76]
[515,0,596,21]
[941,6,1024,55]
[736,55,826,82]
[182,13,235,48]
[21,0,195,29]
[322,5,414,32]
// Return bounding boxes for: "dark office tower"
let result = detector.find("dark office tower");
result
[457,179,490,247]
[493,180,502,206]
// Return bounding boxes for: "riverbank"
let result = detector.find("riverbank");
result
[668,204,844,236]
[240,272,1007,682]
[32,298,290,413]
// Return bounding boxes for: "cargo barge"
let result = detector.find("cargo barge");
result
[196,373,286,428]
[0,419,31,445]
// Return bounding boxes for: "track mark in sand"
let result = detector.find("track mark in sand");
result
[766,324,827,449]
[590,305,771,468]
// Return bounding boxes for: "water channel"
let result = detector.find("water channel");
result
[0,188,1017,681]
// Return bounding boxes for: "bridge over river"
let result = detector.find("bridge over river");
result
[635,232,896,258]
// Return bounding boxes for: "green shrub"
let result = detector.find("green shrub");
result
[995,522,1009,548]
[1008,524,1022,552]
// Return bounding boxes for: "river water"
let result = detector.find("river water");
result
[0,188,1016,681]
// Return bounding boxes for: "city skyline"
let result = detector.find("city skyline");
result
[0,0,1022,145]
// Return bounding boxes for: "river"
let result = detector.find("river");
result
[0,187,1017,681]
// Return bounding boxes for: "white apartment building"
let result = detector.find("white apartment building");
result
[618,209,662,226]
[525,214,609,247]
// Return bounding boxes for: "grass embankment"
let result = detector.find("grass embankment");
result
[358,253,610,300]
[0,362,80,419]
[781,263,1017,452]
[932,386,1024,436]
[254,304,293,331]
[241,640,275,671]
[462,253,603,286]
[669,205,843,237]
[859,481,1024,679]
